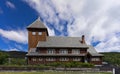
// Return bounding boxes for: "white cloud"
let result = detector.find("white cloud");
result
[15,43,23,50]
[8,48,20,51]
[1,48,20,51]
[24,0,120,52]
[6,1,16,9]
[95,35,120,52]
[0,29,28,44]
[47,27,55,36]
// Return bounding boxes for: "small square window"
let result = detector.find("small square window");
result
[38,32,42,35]
[32,32,36,35]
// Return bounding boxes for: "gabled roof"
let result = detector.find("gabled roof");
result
[37,36,88,48]
[27,17,47,29]
[87,45,103,56]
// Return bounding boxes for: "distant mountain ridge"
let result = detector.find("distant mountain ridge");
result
[0,50,27,58]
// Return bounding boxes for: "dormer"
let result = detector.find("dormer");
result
[27,17,48,50]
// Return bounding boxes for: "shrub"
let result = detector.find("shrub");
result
[45,62,94,68]
[80,63,94,68]
[0,52,9,65]
[8,58,26,65]
[64,62,71,67]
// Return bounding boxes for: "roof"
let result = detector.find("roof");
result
[87,45,103,56]
[27,17,47,29]
[28,48,36,53]
[37,36,88,48]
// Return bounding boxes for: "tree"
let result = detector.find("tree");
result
[0,52,9,65]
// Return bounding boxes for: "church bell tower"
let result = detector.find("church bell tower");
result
[27,18,48,51]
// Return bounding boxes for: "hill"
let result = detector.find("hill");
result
[0,51,27,58]
[102,52,120,66]
[0,50,27,65]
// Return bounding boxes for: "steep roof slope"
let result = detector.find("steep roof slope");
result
[87,45,103,56]
[27,18,47,29]
[37,36,88,48]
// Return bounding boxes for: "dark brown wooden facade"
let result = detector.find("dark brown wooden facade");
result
[28,28,48,50]
[27,55,102,65]
[26,18,103,66]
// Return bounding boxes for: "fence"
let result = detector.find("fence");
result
[0,66,113,72]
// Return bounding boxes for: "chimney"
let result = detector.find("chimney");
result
[81,35,85,44]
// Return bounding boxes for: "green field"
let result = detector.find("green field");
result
[0,71,112,74]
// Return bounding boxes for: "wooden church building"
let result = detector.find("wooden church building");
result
[26,18,103,66]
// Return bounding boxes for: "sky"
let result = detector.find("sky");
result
[0,0,120,52]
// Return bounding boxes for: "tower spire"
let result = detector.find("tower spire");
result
[27,17,47,29]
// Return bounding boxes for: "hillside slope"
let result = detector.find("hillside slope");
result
[0,51,27,58]
[102,52,120,66]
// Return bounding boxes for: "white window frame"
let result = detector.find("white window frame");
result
[46,57,55,61]
[38,32,42,35]
[73,58,81,61]
[47,49,55,54]
[91,58,100,61]
[60,58,69,61]
[72,49,80,54]
[32,58,36,61]
[32,32,36,35]
[38,58,43,61]
[59,49,68,54]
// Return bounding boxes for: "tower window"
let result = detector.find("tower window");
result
[38,32,42,35]
[32,32,36,35]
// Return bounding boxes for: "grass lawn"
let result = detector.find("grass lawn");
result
[0,71,112,74]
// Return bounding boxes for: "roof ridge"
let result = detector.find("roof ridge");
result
[27,17,47,29]
[48,36,81,38]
